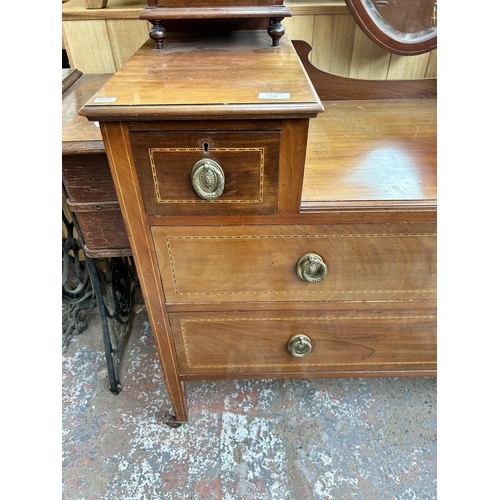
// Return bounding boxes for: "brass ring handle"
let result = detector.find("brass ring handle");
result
[191,159,225,200]
[287,334,313,358]
[296,253,328,283]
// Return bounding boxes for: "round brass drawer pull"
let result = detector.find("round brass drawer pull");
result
[296,253,328,283]
[287,334,313,358]
[191,159,225,200]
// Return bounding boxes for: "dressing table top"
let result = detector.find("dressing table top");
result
[79,31,323,120]
[62,69,112,154]
[302,98,436,212]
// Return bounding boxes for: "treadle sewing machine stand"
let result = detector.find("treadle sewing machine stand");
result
[62,201,137,395]
[79,1,437,426]
[62,227,137,394]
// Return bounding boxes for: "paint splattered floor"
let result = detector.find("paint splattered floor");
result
[62,297,437,500]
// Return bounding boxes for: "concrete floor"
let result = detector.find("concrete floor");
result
[62,293,437,500]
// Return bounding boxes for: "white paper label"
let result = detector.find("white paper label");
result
[258,92,290,99]
[94,97,117,103]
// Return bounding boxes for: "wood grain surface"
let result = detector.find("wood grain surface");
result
[148,0,285,7]
[152,223,436,304]
[67,207,130,250]
[292,40,436,101]
[169,307,437,376]
[63,0,436,79]
[62,153,116,203]
[79,32,323,120]
[63,0,146,20]
[302,99,436,210]
[130,129,281,216]
[100,121,189,422]
[62,73,112,153]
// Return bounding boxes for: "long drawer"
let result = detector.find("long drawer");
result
[152,223,437,305]
[169,307,437,376]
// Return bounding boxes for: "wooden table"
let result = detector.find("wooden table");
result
[62,68,136,394]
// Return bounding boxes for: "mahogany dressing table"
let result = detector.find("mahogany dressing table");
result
[79,1,437,426]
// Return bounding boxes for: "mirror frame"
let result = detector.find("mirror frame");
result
[345,0,437,56]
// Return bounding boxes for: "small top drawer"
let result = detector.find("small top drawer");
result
[130,130,280,216]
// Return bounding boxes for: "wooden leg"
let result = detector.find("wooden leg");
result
[100,121,189,424]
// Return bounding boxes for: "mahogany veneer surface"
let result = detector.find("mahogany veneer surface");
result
[62,72,111,154]
[302,99,437,211]
[149,0,285,7]
[152,223,436,305]
[79,32,323,119]
[170,307,437,376]
[130,129,281,216]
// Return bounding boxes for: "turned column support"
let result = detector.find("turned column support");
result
[149,20,167,49]
[268,17,285,47]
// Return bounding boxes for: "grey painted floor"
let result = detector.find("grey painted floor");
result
[62,295,437,499]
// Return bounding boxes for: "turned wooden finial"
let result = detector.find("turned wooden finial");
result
[149,20,167,49]
[268,18,285,47]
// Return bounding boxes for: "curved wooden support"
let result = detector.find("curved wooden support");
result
[292,40,436,101]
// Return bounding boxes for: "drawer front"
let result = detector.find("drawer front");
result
[152,223,437,304]
[169,309,437,376]
[62,153,117,204]
[71,209,130,251]
[130,130,280,216]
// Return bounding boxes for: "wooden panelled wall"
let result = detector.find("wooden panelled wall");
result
[62,0,436,79]
[284,4,437,80]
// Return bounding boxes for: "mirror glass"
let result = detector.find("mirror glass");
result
[364,0,436,42]
[346,0,437,54]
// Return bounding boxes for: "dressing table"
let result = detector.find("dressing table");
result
[79,0,437,425]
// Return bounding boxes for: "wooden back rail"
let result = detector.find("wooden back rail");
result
[292,40,436,215]
[292,40,436,101]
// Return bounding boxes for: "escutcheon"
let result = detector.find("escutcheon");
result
[287,334,313,358]
[191,159,225,200]
[296,253,328,283]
